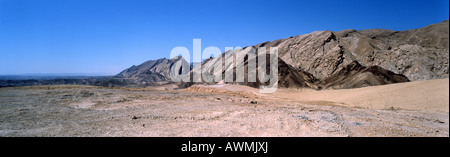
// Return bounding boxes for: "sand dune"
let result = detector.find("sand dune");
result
[183,79,449,112]
[274,78,449,112]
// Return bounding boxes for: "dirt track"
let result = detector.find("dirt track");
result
[0,80,448,137]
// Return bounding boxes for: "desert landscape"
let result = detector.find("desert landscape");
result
[0,78,448,137]
[0,18,448,137]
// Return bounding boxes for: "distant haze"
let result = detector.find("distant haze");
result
[1,73,115,77]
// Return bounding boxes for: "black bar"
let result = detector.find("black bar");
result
[0,137,448,156]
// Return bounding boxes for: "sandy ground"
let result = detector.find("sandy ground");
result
[0,79,448,137]
[274,79,449,112]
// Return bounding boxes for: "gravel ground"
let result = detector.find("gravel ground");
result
[0,85,448,137]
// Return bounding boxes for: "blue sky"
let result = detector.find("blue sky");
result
[0,0,448,75]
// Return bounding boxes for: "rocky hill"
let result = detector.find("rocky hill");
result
[115,57,184,85]
[258,20,448,81]
[2,21,447,89]
[335,20,449,80]
[180,20,447,89]
[322,61,410,89]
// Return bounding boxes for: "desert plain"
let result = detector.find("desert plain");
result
[0,78,448,137]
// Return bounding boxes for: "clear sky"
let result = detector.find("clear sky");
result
[0,0,448,75]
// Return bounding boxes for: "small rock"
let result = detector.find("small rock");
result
[132,116,141,120]
[250,101,258,104]
[434,120,445,124]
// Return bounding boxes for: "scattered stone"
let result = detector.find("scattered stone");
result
[132,116,141,120]
[294,115,309,120]
[388,106,398,110]
[250,101,258,104]
[121,98,133,103]
[434,120,445,124]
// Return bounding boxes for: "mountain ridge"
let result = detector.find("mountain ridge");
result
[1,20,448,89]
